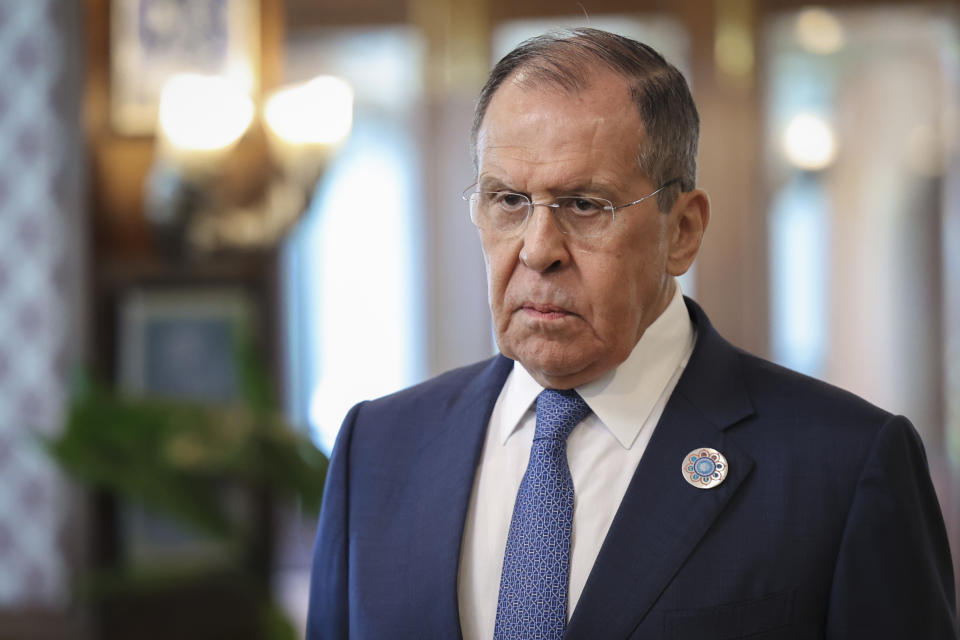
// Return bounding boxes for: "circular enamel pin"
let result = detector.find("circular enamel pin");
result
[682,448,728,489]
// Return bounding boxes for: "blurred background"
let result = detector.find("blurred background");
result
[0,0,958,638]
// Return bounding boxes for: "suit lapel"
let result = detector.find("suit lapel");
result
[404,355,513,639]
[566,299,757,639]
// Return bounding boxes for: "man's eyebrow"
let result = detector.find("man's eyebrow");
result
[476,176,624,198]
[477,176,514,192]
[551,180,620,199]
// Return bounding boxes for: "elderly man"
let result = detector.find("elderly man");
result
[307,29,956,639]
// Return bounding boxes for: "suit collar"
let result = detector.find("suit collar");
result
[566,297,757,639]
[673,297,755,431]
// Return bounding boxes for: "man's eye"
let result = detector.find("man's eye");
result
[563,197,604,216]
[494,193,529,211]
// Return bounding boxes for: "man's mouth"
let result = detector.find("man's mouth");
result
[520,303,574,320]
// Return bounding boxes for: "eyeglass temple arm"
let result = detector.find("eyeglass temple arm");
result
[611,178,682,211]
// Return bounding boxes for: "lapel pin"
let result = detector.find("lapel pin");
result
[682,447,728,489]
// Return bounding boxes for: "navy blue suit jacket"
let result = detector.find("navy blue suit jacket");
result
[307,299,957,638]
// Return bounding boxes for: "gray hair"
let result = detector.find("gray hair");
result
[471,28,699,211]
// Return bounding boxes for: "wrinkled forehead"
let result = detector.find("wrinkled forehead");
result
[475,76,648,193]
[476,71,644,169]
[475,67,643,164]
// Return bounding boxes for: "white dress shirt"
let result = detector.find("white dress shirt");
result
[457,284,696,640]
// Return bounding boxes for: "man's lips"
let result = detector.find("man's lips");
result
[519,303,575,320]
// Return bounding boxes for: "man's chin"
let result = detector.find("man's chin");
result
[505,343,599,388]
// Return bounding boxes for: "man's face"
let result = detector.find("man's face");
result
[475,69,697,389]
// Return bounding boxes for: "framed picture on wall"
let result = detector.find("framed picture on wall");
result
[116,285,256,566]
[110,0,260,135]
[118,286,255,401]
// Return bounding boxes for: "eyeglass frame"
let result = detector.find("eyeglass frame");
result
[462,178,682,238]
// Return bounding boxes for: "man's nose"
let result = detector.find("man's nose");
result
[519,204,569,272]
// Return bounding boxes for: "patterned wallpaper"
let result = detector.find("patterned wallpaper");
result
[0,0,83,605]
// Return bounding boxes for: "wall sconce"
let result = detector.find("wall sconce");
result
[145,73,353,257]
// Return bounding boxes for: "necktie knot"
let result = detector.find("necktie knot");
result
[534,388,591,442]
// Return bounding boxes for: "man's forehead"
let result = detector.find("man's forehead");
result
[478,80,642,159]
[478,70,640,144]
[476,128,645,198]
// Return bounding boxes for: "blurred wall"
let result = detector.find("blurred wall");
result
[0,0,85,609]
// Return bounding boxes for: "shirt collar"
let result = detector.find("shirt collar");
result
[498,283,695,449]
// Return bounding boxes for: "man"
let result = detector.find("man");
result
[307,29,957,639]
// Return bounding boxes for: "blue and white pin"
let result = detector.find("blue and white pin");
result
[682,447,728,489]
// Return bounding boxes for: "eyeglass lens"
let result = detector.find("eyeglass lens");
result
[469,193,614,238]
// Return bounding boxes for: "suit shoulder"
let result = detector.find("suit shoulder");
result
[734,349,894,429]
[724,350,922,497]
[685,300,894,435]
[373,356,503,406]
[348,355,507,428]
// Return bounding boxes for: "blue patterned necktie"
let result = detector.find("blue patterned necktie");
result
[493,388,592,640]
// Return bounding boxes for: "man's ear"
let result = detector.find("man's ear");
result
[666,188,710,276]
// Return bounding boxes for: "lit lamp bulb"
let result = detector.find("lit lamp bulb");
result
[782,113,837,171]
[157,73,255,176]
[263,75,354,188]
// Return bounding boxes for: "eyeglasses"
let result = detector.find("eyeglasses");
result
[462,179,680,239]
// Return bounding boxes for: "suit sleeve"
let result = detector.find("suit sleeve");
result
[306,402,364,640]
[826,415,958,638]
